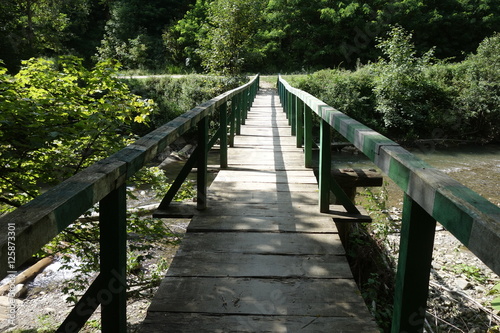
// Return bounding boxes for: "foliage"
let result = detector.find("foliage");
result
[294,66,381,132]
[292,29,500,143]
[163,0,210,73]
[491,282,500,312]
[124,75,248,134]
[197,0,266,74]
[448,263,488,283]
[373,26,453,140]
[0,56,156,213]
[164,0,500,73]
[457,33,500,142]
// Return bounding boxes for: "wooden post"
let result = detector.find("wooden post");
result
[99,184,127,333]
[392,194,436,333]
[197,116,208,210]
[241,92,246,126]
[287,91,292,125]
[219,101,228,169]
[304,104,313,168]
[235,93,241,136]
[319,118,331,213]
[291,94,297,136]
[229,98,236,147]
[296,97,304,148]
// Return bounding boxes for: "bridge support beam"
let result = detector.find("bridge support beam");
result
[392,194,436,333]
[319,118,331,213]
[219,101,228,169]
[304,105,313,168]
[295,96,303,147]
[100,184,127,332]
[197,116,208,210]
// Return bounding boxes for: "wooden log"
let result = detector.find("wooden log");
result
[0,256,54,296]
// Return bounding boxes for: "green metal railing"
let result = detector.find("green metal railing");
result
[0,75,259,332]
[278,75,500,333]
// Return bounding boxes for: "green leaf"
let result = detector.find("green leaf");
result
[492,296,500,311]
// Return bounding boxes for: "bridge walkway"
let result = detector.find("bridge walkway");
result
[141,88,379,332]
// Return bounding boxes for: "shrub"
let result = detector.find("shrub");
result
[294,67,382,133]
[125,75,248,136]
[373,26,453,141]
[457,33,500,142]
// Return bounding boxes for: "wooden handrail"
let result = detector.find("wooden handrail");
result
[0,74,260,332]
[278,75,500,333]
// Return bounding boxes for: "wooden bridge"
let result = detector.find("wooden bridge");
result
[141,88,378,332]
[0,74,499,332]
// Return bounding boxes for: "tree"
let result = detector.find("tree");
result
[163,0,211,72]
[95,0,194,69]
[197,0,267,74]
[0,56,155,212]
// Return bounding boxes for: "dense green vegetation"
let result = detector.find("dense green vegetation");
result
[0,57,155,212]
[289,28,500,143]
[1,0,499,73]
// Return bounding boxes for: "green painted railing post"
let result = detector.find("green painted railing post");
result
[392,194,436,333]
[284,88,288,116]
[296,97,304,147]
[235,93,242,135]
[229,98,236,147]
[319,117,331,213]
[287,91,292,124]
[219,101,228,169]
[241,91,247,125]
[197,116,208,210]
[100,184,127,333]
[304,104,313,168]
[291,94,297,136]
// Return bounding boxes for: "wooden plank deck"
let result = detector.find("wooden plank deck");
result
[141,88,379,332]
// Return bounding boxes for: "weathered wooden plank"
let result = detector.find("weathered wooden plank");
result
[194,203,331,217]
[187,215,337,233]
[148,277,367,317]
[167,252,353,278]
[207,190,318,204]
[141,313,379,333]
[212,170,317,184]
[178,232,345,255]
[208,181,318,192]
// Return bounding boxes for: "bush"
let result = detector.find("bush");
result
[125,75,249,136]
[373,26,453,141]
[295,67,381,132]
[458,33,500,142]
[292,28,500,144]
